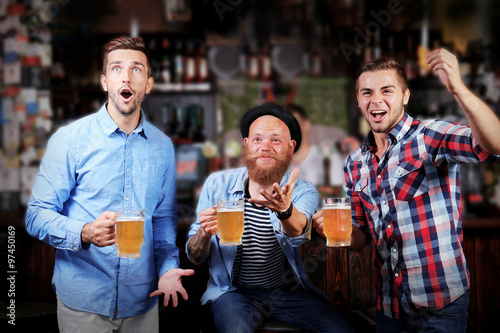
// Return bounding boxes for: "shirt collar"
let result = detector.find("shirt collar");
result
[97,103,148,139]
[361,112,414,153]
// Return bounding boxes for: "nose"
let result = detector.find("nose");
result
[370,92,383,105]
[259,140,272,152]
[121,70,131,83]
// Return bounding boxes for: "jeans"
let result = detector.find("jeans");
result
[210,287,354,333]
[376,291,470,333]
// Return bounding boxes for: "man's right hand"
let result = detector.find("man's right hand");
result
[312,210,325,237]
[198,205,218,238]
[186,206,217,265]
[81,211,117,246]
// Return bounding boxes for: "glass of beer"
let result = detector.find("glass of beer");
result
[322,198,352,247]
[115,208,145,258]
[216,198,244,246]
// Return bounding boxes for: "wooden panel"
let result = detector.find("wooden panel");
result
[24,232,56,302]
[326,247,350,315]
[472,229,500,333]
[348,243,375,311]
[301,231,328,292]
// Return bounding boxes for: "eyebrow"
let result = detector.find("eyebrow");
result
[360,85,396,92]
[109,60,145,68]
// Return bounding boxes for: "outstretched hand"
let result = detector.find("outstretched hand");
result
[149,268,195,308]
[249,168,299,213]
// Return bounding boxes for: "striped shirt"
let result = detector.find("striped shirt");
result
[345,113,500,319]
[232,199,291,289]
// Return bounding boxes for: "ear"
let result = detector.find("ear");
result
[290,140,297,153]
[403,88,410,105]
[145,76,154,95]
[100,74,108,92]
[243,137,249,147]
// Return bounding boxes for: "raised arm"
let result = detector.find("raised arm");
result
[427,48,500,154]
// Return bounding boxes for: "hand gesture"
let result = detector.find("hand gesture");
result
[81,211,117,247]
[149,268,195,307]
[249,168,299,213]
[426,48,467,95]
[312,210,325,237]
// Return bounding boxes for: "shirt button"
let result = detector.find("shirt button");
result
[73,247,77,251]
[126,168,130,172]
[125,197,129,201]
[392,248,397,253]
[283,243,287,246]
[377,175,381,179]
[382,200,386,205]
[387,225,392,229]
[395,273,399,277]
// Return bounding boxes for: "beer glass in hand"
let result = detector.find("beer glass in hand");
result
[216,198,244,246]
[115,208,145,258]
[322,198,352,247]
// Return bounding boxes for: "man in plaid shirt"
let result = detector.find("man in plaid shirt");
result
[313,48,500,332]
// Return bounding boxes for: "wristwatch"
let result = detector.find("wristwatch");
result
[276,203,293,220]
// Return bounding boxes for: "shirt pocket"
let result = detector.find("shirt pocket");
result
[353,177,376,213]
[391,158,429,201]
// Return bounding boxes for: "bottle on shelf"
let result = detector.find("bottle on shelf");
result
[184,40,196,83]
[160,37,172,84]
[259,42,272,81]
[246,41,260,80]
[173,40,184,84]
[196,41,209,83]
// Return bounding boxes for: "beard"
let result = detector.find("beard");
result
[366,101,406,134]
[243,147,292,185]
[108,88,145,117]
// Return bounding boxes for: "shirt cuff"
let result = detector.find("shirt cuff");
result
[66,220,89,251]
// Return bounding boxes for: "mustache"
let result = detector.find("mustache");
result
[244,152,288,161]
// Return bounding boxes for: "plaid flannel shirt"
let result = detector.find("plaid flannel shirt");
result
[345,113,500,319]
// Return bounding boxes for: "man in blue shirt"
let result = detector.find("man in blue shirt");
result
[25,36,194,332]
[186,103,353,332]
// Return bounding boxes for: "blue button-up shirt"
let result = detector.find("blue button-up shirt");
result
[186,167,324,305]
[25,104,179,318]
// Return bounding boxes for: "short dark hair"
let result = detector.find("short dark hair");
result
[355,57,408,92]
[102,36,152,77]
[284,103,307,120]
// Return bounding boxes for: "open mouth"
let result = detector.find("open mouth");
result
[120,88,133,101]
[371,110,387,121]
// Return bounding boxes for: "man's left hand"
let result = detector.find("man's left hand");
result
[427,48,467,95]
[149,268,195,307]
[249,168,299,214]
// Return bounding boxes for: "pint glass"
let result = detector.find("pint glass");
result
[216,198,244,246]
[322,198,352,247]
[115,208,145,258]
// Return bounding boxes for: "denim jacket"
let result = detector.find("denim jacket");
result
[187,167,325,305]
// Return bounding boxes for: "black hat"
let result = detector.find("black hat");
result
[240,103,302,153]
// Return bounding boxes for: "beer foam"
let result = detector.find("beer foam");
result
[217,208,244,212]
[116,217,145,222]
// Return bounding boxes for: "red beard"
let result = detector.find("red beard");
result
[243,147,292,185]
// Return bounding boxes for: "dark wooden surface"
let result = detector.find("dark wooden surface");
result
[300,231,376,317]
